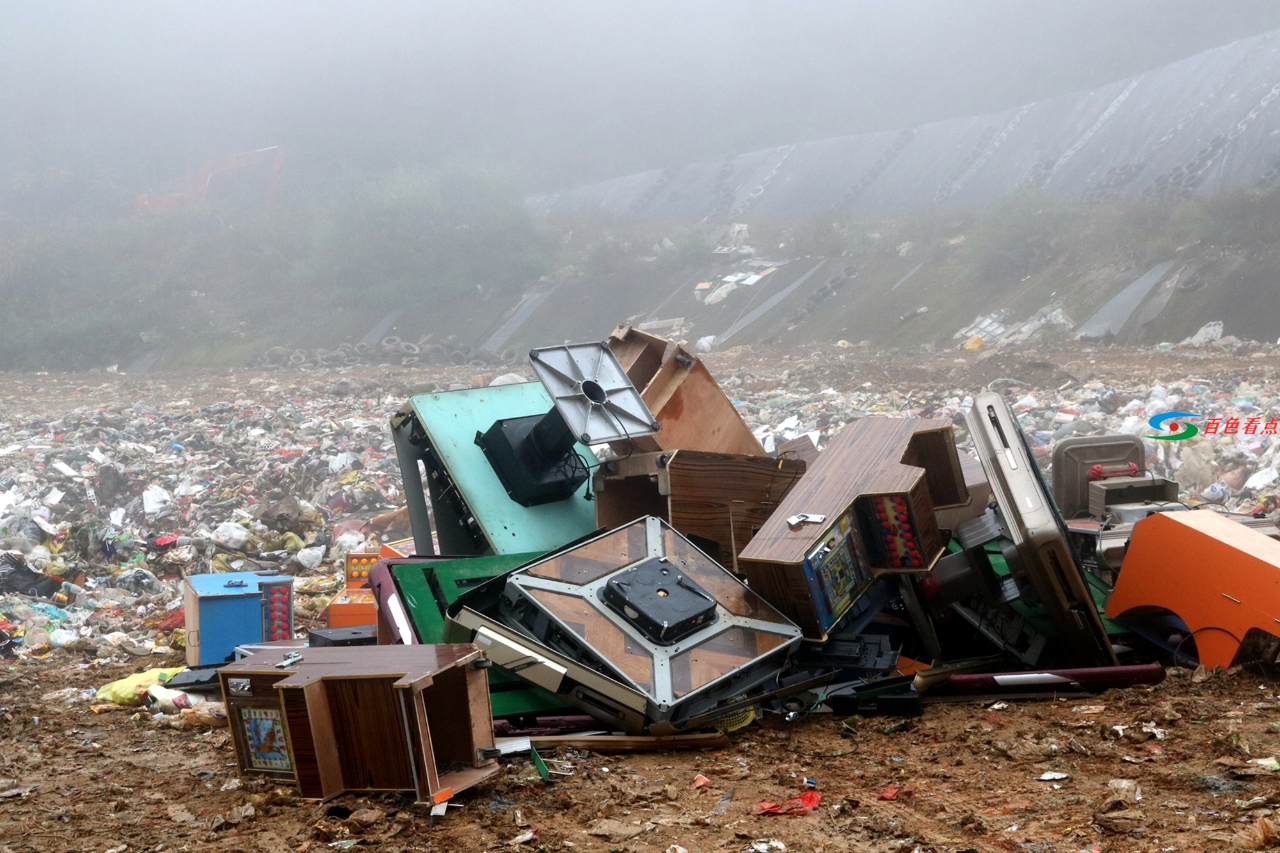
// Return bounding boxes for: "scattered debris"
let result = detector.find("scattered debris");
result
[751,791,821,816]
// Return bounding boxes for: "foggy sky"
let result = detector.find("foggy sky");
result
[4,0,1280,199]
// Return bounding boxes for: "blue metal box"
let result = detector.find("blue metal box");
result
[183,571,294,665]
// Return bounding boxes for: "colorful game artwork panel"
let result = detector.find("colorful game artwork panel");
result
[241,707,292,772]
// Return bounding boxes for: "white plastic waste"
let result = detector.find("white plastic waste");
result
[211,522,251,551]
[333,530,367,556]
[142,485,174,515]
[295,545,326,571]
[147,683,203,713]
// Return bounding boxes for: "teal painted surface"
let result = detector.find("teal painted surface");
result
[407,384,598,554]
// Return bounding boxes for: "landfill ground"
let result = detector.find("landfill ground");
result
[5,340,1280,853]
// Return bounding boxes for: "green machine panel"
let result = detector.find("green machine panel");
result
[371,552,569,718]
[392,384,599,556]
[390,553,540,643]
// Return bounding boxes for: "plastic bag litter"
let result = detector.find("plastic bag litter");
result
[1181,320,1224,346]
[1173,438,1216,491]
[142,485,174,515]
[95,667,186,706]
[295,545,326,571]
[23,545,53,572]
[211,522,251,551]
[110,567,165,597]
[180,702,227,727]
[0,553,60,598]
[752,790,821,815]
[48,627,78,647]
[1236,816,1280,849]
[147,683,203,713]
[333,530,367,556]
[0,510,45,543]
[22,627,50,648]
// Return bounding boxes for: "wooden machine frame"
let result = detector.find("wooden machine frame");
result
[219,644,498,803]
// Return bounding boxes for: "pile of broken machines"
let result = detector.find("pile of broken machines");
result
[199,325,1280,806]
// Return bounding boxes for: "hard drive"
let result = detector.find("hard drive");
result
[968,392,1117,668]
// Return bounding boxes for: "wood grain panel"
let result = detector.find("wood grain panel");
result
[731,562,821,637]
[607,325,764,457]
[901,428,969,508]
[281,688,322,798]
[670,626,790,697]
[219,644,497,803]
[408,689,439,796]
[595,475,669,530]
[663,528,788,622]
[777,434,820,467]
[740,417,965,566]
[527,588,654,691]
[302,680,343,799]
[645,361,765,456]
[418,666,474,767]
[326,678,415,790]
[527,522,647,584]
[465,667,496,770]
[594,450,804,560]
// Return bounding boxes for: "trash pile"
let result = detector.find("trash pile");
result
[9,328,1280,839]
[254,336,523,369]
[712,345,1280,517]
[0,372,438,662]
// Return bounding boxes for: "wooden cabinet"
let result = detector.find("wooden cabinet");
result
[738,417,968,640]
[219,644,498,803]
[593,449,805,567]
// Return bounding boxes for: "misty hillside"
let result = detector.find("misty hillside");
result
[5,1,1280,370]
[532,27,1280,219]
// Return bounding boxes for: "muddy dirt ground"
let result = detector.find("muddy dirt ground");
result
[3,342,1280,853]
[3,655,1277,853]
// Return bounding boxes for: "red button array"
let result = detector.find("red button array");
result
[264,584,291,641]
[876,495,922,569]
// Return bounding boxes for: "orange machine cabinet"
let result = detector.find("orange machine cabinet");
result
[1107,510,1280,669]
[328,588,376,628]
[328,551,380,628]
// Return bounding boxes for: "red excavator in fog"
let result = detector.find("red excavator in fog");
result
[134,146,285,215]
